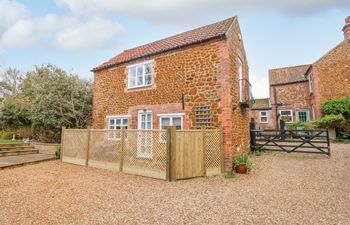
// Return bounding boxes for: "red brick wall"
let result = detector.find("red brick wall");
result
[269,81,312,128]
[312,40,350,119]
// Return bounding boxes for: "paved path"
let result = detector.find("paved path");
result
[0,154,57,169]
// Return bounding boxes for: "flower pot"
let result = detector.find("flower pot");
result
[235,164,247,174]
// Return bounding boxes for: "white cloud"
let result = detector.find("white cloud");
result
[54,17,123,50]
[250,74,269,98]
[0,0,124,50]
[56,0,350,24]
[0,0,27,32]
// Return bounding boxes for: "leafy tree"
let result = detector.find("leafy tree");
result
[0,67,24,97]
[322,97,350,119]
[0,96,31,129]
[22,65,93,134]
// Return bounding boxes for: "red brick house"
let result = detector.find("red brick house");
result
[251,16,350,130]
[92,17,251,171]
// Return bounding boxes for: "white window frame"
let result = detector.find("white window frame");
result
[308,72,314,94]
[127,60,154,89]
[259,111,268,123]
[158,113,184,143]
[106,115,131,140]
[238,57,244,103]
[279,110,293,123]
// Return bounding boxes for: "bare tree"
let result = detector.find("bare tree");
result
[0,67,24,98]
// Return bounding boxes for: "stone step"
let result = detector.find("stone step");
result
[0,146,36,152]
[0,149,39,157]
[0,143,31,149]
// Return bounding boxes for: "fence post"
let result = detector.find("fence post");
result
[120,127,125,172]
[250,121,256,150]
[166,126,177,181]
[85,126,91,167]
[60,126,66,161]
[201,126,207,177]
[219,126,225,173]
[326,129,331,156]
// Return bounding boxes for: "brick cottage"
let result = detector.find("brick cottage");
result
[92,17,251,171]
[251,16,350,130]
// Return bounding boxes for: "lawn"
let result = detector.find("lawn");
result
[0,139,23,145]
[0,143,349,224]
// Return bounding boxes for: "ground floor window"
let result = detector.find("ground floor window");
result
[107,115,129,140]
[279,110,293,123]
[259,111,268,123]
[297,110,310,123]
[159,113,184,130]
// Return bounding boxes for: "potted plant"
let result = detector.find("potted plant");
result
[233,154,252,174]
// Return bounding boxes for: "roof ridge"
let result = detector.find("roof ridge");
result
[123,17,236,53]
[92,16,237,71]
[269,64,311,71]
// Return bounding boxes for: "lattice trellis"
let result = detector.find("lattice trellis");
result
[205,129,223,176]
[88,130,121,170]
[62,129,89,165]
[123,130,167,180]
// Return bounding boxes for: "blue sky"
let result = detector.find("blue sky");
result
[0,1,348,98]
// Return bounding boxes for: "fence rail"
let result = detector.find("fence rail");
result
[61,127,224,181]
[251,129,330,155]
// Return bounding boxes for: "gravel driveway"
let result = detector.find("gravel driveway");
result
[1,144,349,225]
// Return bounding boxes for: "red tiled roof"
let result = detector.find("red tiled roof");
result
[251,98,271,110]
[269,64,311,86]
[92,17,236,71]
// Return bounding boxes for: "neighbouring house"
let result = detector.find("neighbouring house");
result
[92,17,251,171]
[251,16,350,130]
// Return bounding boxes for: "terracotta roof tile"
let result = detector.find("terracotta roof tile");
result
[92,17,236,71]
[269,64,311,85]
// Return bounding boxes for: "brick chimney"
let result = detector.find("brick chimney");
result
[342,16,350,40]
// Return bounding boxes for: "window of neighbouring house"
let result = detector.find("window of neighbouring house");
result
[308,72,314,94]
[107,116,129,140]
[279,110,293,123]
[128,60,154,89]
[260,111,268,123]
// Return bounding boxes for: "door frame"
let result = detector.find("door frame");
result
[137,110,153,158]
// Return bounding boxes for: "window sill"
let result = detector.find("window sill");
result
[127,84,153,90]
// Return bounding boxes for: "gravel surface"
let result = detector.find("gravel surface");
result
[0,143,349,225]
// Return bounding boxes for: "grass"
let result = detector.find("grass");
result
[333,139,350,144]
[0,139,23,145]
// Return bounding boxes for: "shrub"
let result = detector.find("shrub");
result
[313,114,347,128]
[322,97,350,118]
[0,130,14,139]
[16,127,33,139]
[55,145,61,158]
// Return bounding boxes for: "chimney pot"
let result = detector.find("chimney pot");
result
[343,16,350,40]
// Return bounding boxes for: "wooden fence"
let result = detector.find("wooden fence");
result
[61,127,223,181]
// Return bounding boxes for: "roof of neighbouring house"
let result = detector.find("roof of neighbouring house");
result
[268,64,311,86]
[92,17,237,72]
[251,98,271,110]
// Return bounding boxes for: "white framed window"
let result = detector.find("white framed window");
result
[279,110,293,123]
[128,60,154,89]
[158,113,184,130]
[308,72,314,94]
[107,115,130,140]
[259,111,268,123]
[158,113,184,143]
[238,57,244,102]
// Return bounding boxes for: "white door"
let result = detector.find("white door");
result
[137,111,153,158]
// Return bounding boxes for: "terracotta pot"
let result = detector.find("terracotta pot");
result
[235,164,247,174]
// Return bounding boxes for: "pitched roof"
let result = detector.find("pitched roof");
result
[251,98,271,110]
[92,17,236,72]
[269,64,311,86]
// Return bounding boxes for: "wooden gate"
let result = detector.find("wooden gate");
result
[167,127,206,181]
[175,131,204,179]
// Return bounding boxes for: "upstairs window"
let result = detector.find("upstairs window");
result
[238,58,244,102]
[128,61,154,89]
[308,72,314,94]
